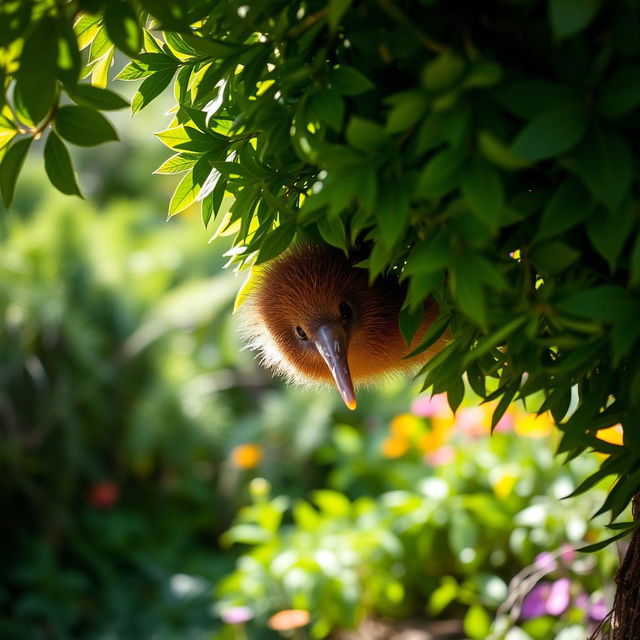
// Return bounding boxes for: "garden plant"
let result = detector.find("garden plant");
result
[1,0,640,637]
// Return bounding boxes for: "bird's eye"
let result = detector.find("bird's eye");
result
[295,326,308,340]
[339,301,353,322]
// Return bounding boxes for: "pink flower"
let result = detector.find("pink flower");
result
[559,544,577,565]
[425,445,455,467]
[221,606,253,625]
[534,552,557,572]
[493,410,514,433]
[411,394,450,418]
[546,578,571,616]
[455,407,489,439]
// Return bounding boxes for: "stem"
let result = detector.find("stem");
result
[287,9,328,39]
[376,0,446,53]
[32,99,59,140]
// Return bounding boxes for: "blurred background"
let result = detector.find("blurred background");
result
[0,84,626,640]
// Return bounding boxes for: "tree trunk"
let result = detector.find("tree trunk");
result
[593,496,640,639]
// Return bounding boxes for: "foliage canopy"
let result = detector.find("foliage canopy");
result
[1,0,640,540]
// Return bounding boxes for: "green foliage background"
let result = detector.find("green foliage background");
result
[1,0,640,628]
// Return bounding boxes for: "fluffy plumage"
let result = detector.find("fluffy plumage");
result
[243,244,442,404]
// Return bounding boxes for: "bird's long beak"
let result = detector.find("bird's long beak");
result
[313,324,357,410]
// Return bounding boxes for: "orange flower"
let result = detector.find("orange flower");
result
[419,430,443,454]
[231,444,262,469]
[514,411,554,438]
[268,609,310,631]
[381,436,410,458]
[596,424,624,446]
[390,413,421,438]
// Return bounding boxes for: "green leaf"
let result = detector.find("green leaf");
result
[328,0,352,30]
[0,136,32,207]
[54,106,118,147]
[491,381,520,431]
[477,131,530,170]
[450,259,488,330]
[422,52,466,92]
[55,17,82,85]
[104,0,143,57]
[494,81,576,119]
[155,125,215,152]
[43,131,82,196]
[630,230,640,287]
[154,152,200,175]
[0,0,32,47]
[89,26,113,63]
[68,85,129,110]
[168,160,210,217]
[399,304,424,347]
[89,46,114,89]
[375,180,410,248]
[464,316,527,365]
[511,105,587,161]
[201,176,227,228]
[405,309,450,358]
[345,117,389,152]
[73,13,101,51]
[310,88,345,131]
[15,17,58,124]
[549,0,601,39]
[531,241,580,274]
[131,68,175,114]
[586,203,635,270]
[572,127,632,209]
[405,271,444,312]
[461,157,504,229]
[330,65,375,95]
[116,60,156,81]
[317,214,347,251]
[536,178,594,241]
[403,232,451,276]
[578,523,640,553]
[463,605,492,640]
[557,286,640,322]
[463,60,503,88]
[385,91,429,133]
[256,221,296,264]
[597,65,640,119]
[416,147,466,198]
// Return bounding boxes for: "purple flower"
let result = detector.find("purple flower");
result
[546,578,571,616]
[574,592,589,611]
[589,596,609,622]
[521,583,551,620]
[534,552,558,572]
[221,606,253,625]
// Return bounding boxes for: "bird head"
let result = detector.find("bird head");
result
[244,244,437,410]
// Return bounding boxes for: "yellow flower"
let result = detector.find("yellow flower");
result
[514,411,554,438]
[390,413,421,438]
[493,472,518,498]
[381,436,410,458]
[431,412,456,438]
[596,424,624,446]
[231,444,263,469]
[268,609,310,631]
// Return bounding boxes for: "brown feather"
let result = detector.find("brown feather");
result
[244,244,443,389]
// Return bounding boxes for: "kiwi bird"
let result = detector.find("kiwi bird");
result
[244,244,442,410]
